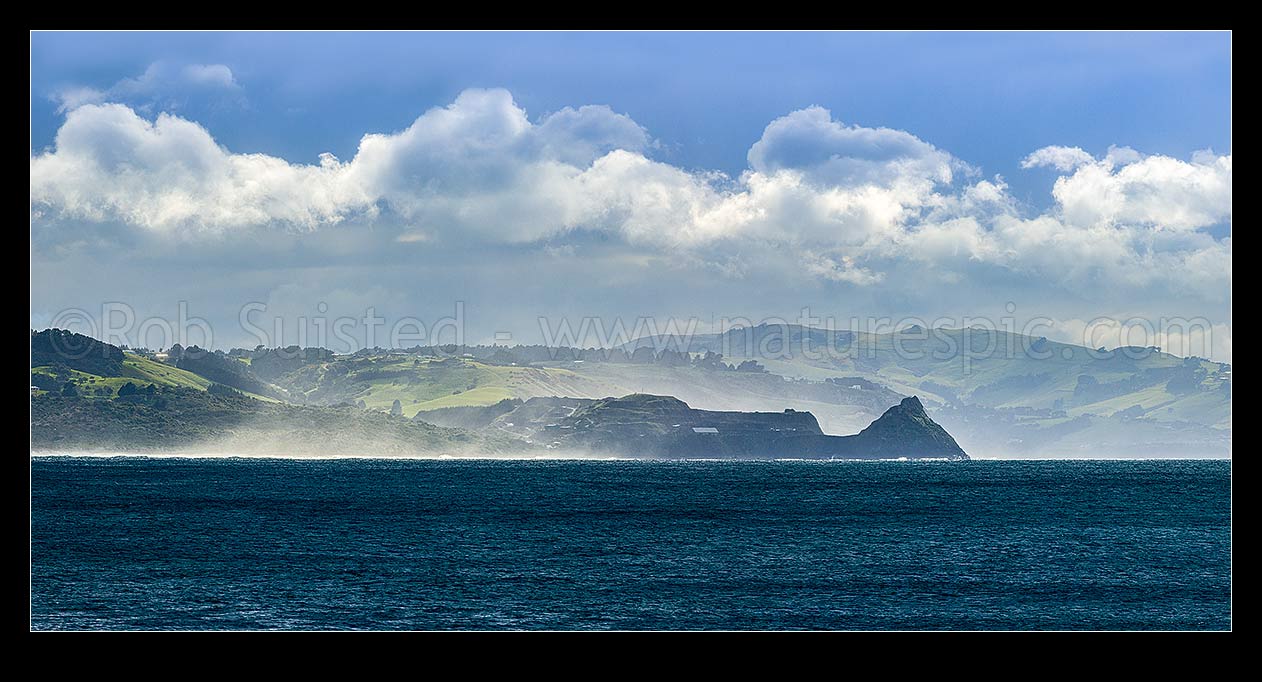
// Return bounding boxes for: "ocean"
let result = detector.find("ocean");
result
[30,457,1231,630]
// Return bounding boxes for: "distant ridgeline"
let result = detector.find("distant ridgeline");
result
[416,394,968,460]
[31,323,1230,457]
[30,329,968,459]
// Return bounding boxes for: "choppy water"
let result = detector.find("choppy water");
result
[30,457,1230,630]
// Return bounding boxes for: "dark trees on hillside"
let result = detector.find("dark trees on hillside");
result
[208,383,243,397]
[177,347,283,399]
[31,329,125,377]
[247,346,336,381]
[736,359,766,373]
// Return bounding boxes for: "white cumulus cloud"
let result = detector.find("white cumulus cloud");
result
[1051,151,1232,231]
[1021,145,1095,172]
[30,104,367,231]
[30,88,1232,308]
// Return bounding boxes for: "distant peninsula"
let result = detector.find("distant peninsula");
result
[30,328,970,459]
[418,393,968,460]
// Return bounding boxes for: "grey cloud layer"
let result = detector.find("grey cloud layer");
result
[30,88,1231,305]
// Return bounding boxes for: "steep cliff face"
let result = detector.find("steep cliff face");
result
[539,394,968,460]
[847,396,967,460]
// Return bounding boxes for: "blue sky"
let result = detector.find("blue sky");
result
[30,32,1232,358]
[32,32,1231,205]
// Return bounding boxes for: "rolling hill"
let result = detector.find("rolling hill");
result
[31,325,1231,457]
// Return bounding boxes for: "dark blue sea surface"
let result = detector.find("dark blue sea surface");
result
[30,457,1230,630]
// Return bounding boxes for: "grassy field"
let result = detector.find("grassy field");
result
[119,355,212,389]
[32,354,212,394]
[292,356,608,418]
[31,353,289,403]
